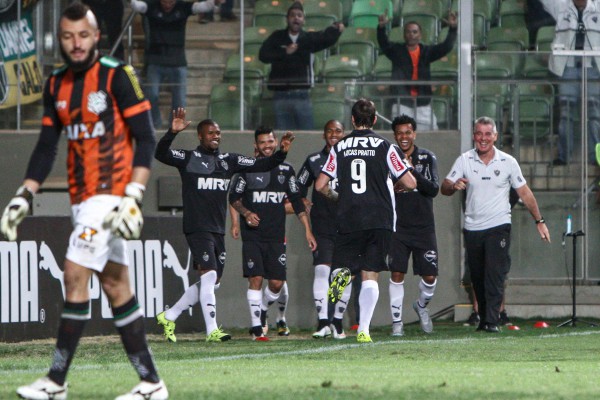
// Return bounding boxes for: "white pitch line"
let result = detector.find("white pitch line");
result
[5,329,600,375]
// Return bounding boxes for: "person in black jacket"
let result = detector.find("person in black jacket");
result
[259,1,344,130]
[377,12,457,131]
[387,115,439,336]
[154,108,295,343]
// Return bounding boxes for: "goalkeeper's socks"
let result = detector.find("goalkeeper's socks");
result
[247,289,263,328]
[200,270,218,334]
[165,281,200,321]
[114,296,159,383]
[276,282,289,322]
[48,301,90,385]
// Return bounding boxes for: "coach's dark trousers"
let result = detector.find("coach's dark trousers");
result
[464,224,511,326]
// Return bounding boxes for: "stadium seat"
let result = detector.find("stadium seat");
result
[303,0,343,21]
[371,55,392,80]
[522,54,551,79]
[209,82,261,107]
[430,48,458,80]
[474,82,511,139]
[536,25,556,52]
[474,52,514,78]
[208,100,249,130]
[487,26,528,51]
[431,84,456,130]
[401,0,444,19]
[498,0,526,28]
[311,86,349,129]
[337,27,378,72]
[512,82,555,163]
[305,15,337,30]
[253,13,287,28]
[223,54,269,81]
[341,0,353,25]
[349,0,393,29]
[322,54,368,81]
[257,89,276,128]
[243,26,274,56]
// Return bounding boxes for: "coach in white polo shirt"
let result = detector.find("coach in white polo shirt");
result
[441,116,551,333]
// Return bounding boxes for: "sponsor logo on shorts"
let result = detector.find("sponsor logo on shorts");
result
[278,254,287,266]
[247,259,255,269]
[219,252,226,264]
[78,227,97,242]
[424,250,438,264]
[203,252,209,262]
[500,239,506,248]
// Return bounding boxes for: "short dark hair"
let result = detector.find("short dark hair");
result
[351,98,377,128]
[62,1,91,21]
[392,114,416,132]
[197,119,218,133]
[287,1,304,16]
[324,119,344,131]
[254,126,274,142]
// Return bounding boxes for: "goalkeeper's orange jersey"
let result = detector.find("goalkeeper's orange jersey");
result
[42,57,151,204]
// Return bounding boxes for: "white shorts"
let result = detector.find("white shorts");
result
[65,195,128,272]
[392,103,438,131]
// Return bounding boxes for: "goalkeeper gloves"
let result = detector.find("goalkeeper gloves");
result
[104,182,145,240]
[1,186,34,241]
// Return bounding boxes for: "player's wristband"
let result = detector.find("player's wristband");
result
[535,217,545,224]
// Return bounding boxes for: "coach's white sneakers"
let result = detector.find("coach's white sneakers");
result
[312,325,331,338]
[16,377,68,400]
[115,380,168,400]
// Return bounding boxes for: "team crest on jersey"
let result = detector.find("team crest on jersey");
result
[78,227,97,242]
[55,100,67,111]
[219,252,226,264]
[247,259,255,269]
[87,91,108,115]
[278,254,287,266]
[278,174,285,184]
[415,164,424,173]
[202,252,209,262]
[494,170,500,176]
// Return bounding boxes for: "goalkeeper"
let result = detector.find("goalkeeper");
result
[2,3,168,399]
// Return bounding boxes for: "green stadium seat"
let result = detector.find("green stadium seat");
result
[371,55,392,80]
[350,0,393,29]
[223,54,269,80]
[498,0,526,28]
[431,84,456,129]
[536,25,556,52]
[243,26,274,56]
[208,100,249,130]
[253,13,287,28]
[322,54,368,80]
[430,48,457,80]
[209,82,261,107]
[311,86,349,129]
[401,0,444,19]
[475,52,514,78]
[303,0,343,21]
[522,54,551,79]
[305,15,337,30]
[337,27,378,72]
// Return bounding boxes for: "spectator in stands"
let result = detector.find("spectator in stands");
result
[259,1,344,130]
[199,0,237,23]
[377,12,457,131]
[525,0,556,50]
[130,0,220,129]
[81,0,125,60]
[540,0,600,166]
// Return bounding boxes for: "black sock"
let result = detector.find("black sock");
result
[114,296,159,383]
[317,318,330,330]
[48,301,90,385]
[332,318,344,334]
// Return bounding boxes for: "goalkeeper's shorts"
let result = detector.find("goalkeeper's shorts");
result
[66,195,128,272]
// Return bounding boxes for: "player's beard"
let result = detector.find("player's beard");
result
[60,43,98,72]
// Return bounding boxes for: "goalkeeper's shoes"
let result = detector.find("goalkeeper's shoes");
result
[206,327,232,342]
[16,376,67,400]
[104,182,145,240]
[250,326,269,341]
[115,379,169,400]
[276,320,290,336]
[328,267,352,303]
[156,312,177,343]
[356,332,373,343]
[1,185,33,242]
